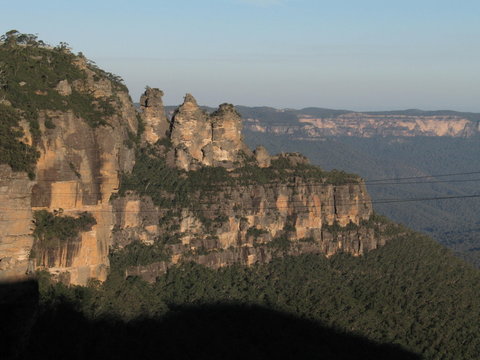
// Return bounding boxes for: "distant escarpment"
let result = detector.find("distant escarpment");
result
[238,107,480,138]
[0,32,396,285]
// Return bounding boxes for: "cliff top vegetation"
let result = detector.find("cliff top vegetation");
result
[119,142,362,209]
[0,30,125,177]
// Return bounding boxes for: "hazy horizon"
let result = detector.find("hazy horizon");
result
[2,0,480,112]
[162,102,480,114]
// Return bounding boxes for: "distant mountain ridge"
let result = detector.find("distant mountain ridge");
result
[164,105,480,139]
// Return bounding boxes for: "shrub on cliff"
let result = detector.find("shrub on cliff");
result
[33,210,96,250]
[0,104,39,178]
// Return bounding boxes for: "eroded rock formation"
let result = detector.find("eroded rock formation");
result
[170,95,253,170]
[0,43,396,286]
[140,87,169,144]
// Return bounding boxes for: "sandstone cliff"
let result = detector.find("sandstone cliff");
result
[0,40,137,285]
[114,176,384,282]
[0,165,34,281]
[0,36,396,285]
[113,131,391,283]
[244,111,480,138]
[29,88,137,285]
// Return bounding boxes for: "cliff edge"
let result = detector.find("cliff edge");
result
[0,32,396,285]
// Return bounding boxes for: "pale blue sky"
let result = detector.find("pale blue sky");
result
[2,0,480,111]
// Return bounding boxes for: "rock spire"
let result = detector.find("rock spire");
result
[169,94,253,171]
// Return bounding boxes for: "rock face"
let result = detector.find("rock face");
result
[30,108,135,284]
[0,165,34,282]
[139,87,169,144]
[112,161,383,282]
[297,113,479,137]
[254,146,271,168]
[170,95,253,170]
[0,53,137,285]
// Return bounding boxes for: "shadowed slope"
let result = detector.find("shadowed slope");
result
[1,281,420,360]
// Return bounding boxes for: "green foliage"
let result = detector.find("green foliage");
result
[124,129,137,149]
[67,90,114,128]
[85,58,128,92]
[246,227,269,238]
[32,210,96,250]
[233,160,360,185]
[160,233,182,245]
[109,241,171,274]
[323,220,360,236]
[0,32,118,125]
[43,116,56,129]
[119,145,232,209]
[155,136,172,149]
[244,129,480,267]
[37,231,480,359]
[120,143,362,216]
[0,31,122,177]
[266,234,291,251]
[359,213,406,238]
[0,104,39,178]
[299,236,315,243]
[283,215,296,232]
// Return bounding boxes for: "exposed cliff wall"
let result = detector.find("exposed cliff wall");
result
[29,97,136,284]
[0,40,137,285]
[0,165,34,281]
[244,112,480,138]
[113,144,388,282]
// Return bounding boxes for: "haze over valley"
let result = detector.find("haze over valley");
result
[1,1,480,358]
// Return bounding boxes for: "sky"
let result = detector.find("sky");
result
[2,0,480,111]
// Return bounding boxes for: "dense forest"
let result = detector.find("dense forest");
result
[3,230,475,359]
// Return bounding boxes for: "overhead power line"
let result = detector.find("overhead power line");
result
[365,170,480,183]
[23,170,480,186]
[0,193,479,221]
[4,176,480,196]
[4,172,480,197]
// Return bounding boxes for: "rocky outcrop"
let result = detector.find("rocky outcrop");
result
[170,95,253,170]
[170,94,212,170]
[254,146,271,168]
[55,80,72,96]
[139,87,169,144]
